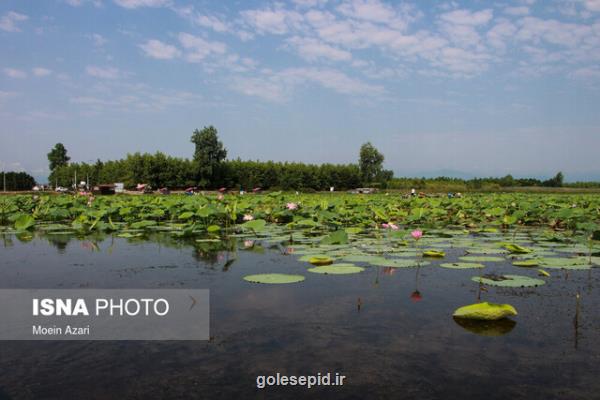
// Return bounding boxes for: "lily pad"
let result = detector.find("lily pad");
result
[472,274,545,287]
[502,243,533,254]
[459,256,505,262]
[243,273,305,284]
[538,257,591,270]
[308,264,365,275]
[513,259,539,267]
[440,262,485,269]
[370,259,430,268]
[298,254,331,262]
[453,302,518,320]
[423,250,445,257]
[307,256,334,266]
[465,248,508,255]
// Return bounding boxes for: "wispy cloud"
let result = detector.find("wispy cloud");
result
[286,36,352,62]
[85,65,122,79]
[88,33,107,46]
[231,67,384,102]
[3,68,27,79]
[0,11,28,32]
[139,39,181,59]
[241,7,303,35]
[113,0,170,9]
[32,67,52,77]
[178,33,227,62]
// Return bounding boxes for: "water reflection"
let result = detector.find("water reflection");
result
[453,317,517,337]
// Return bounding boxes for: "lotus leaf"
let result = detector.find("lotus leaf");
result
[453,302,518,320]
[243,274,305,284]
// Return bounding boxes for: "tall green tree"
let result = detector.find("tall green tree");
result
[191,126,227,187]
[359,142,384,184]
[47,143,70,172]
[543,171,564,187]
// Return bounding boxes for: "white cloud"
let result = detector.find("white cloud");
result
[516,17,592,47]
[487,19,517,50]
[570,66,600,79]
[70,84,202,113]
[196,15,229,33]
[32,67,52,77]
[439,9,493,26]
[139,39,181,59]
[241,7,303,35]
[113,0,170,9]
[433,47,490,74]
[231,67,384,102]
[178,33,226,62]
[85,65,121,79]
[504,6,529,16]
[337,0,396,24]
[293,0,328,8]
[89,33,107,46]
[286,36,352,61]
[65,0,103,6]
[582,0,600,12]
[0,11,28,32]
[4,68,27,79]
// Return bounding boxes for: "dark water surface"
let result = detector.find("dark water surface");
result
[0,234,599,400]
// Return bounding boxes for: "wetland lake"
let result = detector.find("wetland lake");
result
[0,222,599,399]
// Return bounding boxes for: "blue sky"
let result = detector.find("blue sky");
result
[1,0,600,182]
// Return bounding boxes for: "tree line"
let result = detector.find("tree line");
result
[31,126,592,192]
[0,171,36,191]
[46,126,389,190]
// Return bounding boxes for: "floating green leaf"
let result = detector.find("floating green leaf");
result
[423,249,445,257]
[538,257,591,270]
[307,256,334,266]
[369,259,430,268]
[453,302,518,320]
[460,256,505,262]
[243,273,305,284]
[513,259,539,267]
[502,243,533,254]
[472,274,545,287]
[308,263,365,274]
[440,262,484,269]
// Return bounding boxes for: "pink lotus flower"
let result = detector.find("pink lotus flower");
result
[243,214,254,221]
[217,193,224,201]
[411,229,423,240]
[286,202,298,210]
[382,222,399,230]
[410,290,422,302]
[244,240,254,248]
